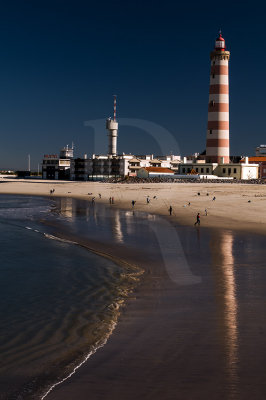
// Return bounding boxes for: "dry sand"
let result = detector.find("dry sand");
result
[1,179,266,234]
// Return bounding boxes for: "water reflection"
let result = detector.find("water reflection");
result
[57,198,74,219]
[112,212,124,243]
[211,230,238,399]
[51,198,200,285]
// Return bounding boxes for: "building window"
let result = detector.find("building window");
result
[223,168,226,173]
[201,168,204,173]
[196,168,198,172]
[228,168,231,175]
[233,168,237,174]
[209,129,212,135]
[210,100,215,107]
[206,168,209,173]
[182,168,185,173]
[212,74,215,79]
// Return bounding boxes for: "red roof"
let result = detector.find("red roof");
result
[144,167,174,173]
[241,157,266,163]
[216,33,225,42]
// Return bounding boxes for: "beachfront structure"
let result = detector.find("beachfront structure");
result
[206,32,230,164]
[137,167,175,179]
[256,145,266,156]
[180,157,259,180]
[42,145,73,180]
[106,95,118,156]
[70,154,181,180]
[241,156,266,179]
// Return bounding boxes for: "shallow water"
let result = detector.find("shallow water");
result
[0,196,137,399]
[2,195,266,400]
[47,197,266,400]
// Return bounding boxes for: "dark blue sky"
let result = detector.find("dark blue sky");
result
[0,0,265,169]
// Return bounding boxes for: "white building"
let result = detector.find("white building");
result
[137,167,175,179]
[69,154,181,181]
[256,145,266,156]
[179,157,258,180]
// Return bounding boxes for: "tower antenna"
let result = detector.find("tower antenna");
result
[113,95,117,122]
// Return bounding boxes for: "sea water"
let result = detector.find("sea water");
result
[0,195,137,399]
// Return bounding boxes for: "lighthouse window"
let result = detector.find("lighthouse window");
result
[209,129,213,135]
[210,100,215,107]
[212,74,215,78]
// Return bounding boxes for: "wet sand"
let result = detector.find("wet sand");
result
[1,186,266,399]
[1,179,266,234]
[41,200,266,400]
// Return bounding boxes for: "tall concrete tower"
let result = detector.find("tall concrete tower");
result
[106,95,118,156]
[206,32,230,163]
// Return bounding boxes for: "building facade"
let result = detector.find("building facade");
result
[42,145,73,180]
[180,158,258,180]
[69,154,181,181]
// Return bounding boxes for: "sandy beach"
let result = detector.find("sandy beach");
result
[1,179,266,234]
[2,181,266,399]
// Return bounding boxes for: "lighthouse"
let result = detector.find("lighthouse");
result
[106,95,118,156]
[206,32,230,164]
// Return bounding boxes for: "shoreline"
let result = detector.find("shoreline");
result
[2,192,266,399]
[0,179,266,235]
[43,199,266,400]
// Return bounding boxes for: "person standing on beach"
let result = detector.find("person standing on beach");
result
[205,208,207,216]
[194,213,200,225]
[109,197,112,204]
[112,197,114,204]
[132,200,136,208]
[169,206,173,216]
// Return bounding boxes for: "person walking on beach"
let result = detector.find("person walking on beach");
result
[146,196,150,204]
[112,197,114,204]
[169,206,173,216]
[132,200,136,208]
[194,213,200,226]
[109,197,112,204]
[205,208,208,216]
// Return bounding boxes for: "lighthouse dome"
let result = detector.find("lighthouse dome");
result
[215,33,225,50]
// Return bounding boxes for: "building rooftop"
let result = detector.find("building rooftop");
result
[144,167,174,173]
[241,157,266,162]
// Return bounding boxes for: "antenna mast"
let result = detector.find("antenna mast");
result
[113,95,117,122]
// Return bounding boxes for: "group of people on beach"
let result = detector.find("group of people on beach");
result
[85,190,213,227]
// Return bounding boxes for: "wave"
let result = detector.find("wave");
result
[43,233,77,245]
[40,317,118,399]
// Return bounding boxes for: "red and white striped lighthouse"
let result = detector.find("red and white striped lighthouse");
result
[206,32,230,163]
